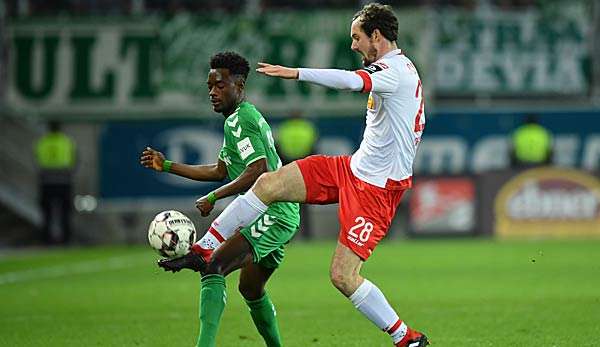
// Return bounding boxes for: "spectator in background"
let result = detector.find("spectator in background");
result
[276,111,318,239]
[34,121,76,244]
[510,114,553,168]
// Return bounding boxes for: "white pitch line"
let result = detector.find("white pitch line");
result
[0,254,147,286]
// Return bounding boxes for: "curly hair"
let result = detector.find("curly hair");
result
[209,52,250,80]
[352,3,398,43]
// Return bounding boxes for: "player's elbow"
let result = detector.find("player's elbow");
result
[216,168,228,181]
[207,163,227,181]
[250,162,268,181]
[245,159,268,183]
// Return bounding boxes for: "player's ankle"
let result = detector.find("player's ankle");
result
[395,327,419,346]
[191,244,213,261]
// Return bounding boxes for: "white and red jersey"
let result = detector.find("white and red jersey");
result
[352,49,425,189]
[298,48,425,190]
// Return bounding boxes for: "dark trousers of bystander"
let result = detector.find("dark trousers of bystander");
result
[40,183,72,244]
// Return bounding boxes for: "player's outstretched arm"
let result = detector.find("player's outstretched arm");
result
[257,62,363,91]
[259,64,364,92]
[256,62,299,79]
[195,158,267,216]
[140,146,227,182]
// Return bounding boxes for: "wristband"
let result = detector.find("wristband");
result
[207,191,218,205]
[162,160,173,173]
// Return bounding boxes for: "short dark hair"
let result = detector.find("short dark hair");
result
[353,3,398,43]
[209,51,250,80]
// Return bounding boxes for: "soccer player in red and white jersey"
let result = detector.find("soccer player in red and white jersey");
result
[194,3,428,346]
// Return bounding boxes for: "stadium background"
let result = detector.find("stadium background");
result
[0,1,599,346]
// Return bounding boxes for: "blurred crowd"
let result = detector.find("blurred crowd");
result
[3,0,544,17]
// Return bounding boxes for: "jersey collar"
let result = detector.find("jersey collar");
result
[381,48,402,59]
[235,101,250,113]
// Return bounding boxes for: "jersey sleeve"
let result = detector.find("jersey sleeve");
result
[218,147,226,161]
[227,112,267,167]
[298,68,364,91]
[355,60,400,94]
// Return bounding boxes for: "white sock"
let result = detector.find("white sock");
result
[195,228,222,250]
[193,191,268,252]
[349,279,408,344]
[210,190,268,239]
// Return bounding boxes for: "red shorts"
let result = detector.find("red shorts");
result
[296,155,407,260]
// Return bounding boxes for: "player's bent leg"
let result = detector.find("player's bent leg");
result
[167,162,306,276]
[330,241,365,296]
[204,233,254,276]
[196,234,254,347]
[235,211,295,347]
[238,262,274,300]
[207,161,307,241]
[330,242,428,347]
[239,264,282,347]
[197,272,225,347]
[253,161,307,205]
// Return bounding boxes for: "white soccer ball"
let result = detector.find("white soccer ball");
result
[148,210,196,258]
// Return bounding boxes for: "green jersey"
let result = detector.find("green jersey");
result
[218,101,299,226]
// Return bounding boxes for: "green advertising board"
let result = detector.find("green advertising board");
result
[5,10,426,119]
[3,3,593,119]
[435,2,591,95]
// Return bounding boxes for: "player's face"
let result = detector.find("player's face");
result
[350,18,378,66]
[207,68,241,115]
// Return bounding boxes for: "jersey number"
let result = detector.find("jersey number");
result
[414,79,425,132]
[348,216,373,243]
[266,128,282,169]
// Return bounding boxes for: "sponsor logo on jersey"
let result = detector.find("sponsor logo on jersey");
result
[367,95,375,110]
[363,62,387,74]
[346,234,365,246]
[237,137,255,160]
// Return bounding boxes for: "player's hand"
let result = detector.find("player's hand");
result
[195,195,214,217]
[256,62,299,79]
[140,146,166,172]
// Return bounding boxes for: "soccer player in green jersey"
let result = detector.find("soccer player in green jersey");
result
[140,52,299,347]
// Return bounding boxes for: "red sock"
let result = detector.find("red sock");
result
[191,243,213,262]
[395,328,418,347]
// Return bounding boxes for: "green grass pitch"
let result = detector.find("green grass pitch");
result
[0,239,599,346]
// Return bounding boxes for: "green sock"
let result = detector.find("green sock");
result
[246,293,282,347]
[197,274,227,347]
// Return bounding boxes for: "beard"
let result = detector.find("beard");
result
[361,45,378,66]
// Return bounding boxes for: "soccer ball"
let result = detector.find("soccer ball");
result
[148,210,196,258]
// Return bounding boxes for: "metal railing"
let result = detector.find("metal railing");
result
[0,114,42,226]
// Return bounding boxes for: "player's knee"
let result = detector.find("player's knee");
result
[330,267,352,294]
[330,264,362,296]
[238,281,264,301]
[254,172,282,204]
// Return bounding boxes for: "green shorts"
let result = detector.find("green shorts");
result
[239,211,299,269]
